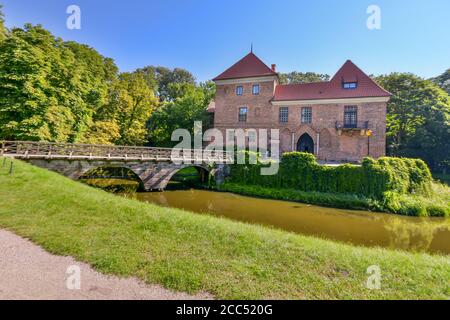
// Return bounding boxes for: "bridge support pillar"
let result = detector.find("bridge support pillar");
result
[212,164,229,186]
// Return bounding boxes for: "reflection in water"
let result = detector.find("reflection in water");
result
[132,190,450,255]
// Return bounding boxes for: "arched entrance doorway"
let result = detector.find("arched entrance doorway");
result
[297,133,314,154]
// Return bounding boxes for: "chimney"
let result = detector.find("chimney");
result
[271,64,276,72]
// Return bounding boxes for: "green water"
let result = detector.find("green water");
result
[133,189,450,255]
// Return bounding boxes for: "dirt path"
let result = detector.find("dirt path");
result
[0,229,212,300]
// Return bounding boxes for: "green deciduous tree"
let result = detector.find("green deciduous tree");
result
[147,83,212,147]
[0,22,137,145]
[279,72,329,85]
[0,5,6,41]
[431,68,450,95]
[135,66,195,101]
[375,73,450,171]
[0,24,85,141]
[108,72,158,145]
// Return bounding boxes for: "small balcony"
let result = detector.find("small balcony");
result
[335,121,370,136]
[335,121,369,130]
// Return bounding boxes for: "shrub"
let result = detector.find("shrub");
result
[227,152,433,199]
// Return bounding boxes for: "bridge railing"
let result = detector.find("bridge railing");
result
[0,141,234,163]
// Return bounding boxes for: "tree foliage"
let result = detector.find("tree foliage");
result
[279,72,330,85]
[375,73,450,171]
[0,5,6,41]
[0,22,159,145]
[147,83,213,147]
[0,25,89,141]
[431,68,450,95]
[109,73,158,145]
[135,66,195,101]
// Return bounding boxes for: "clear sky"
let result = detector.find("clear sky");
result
[2,0,449,82]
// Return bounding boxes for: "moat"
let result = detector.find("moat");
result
[131,189,450,255]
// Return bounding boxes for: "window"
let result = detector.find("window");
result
[239,107,248,122]
[301,107,312,124]
[343,82,358,89]
[344,106,358,128]
[279,107,289,123]
[252,84,260,95]
[236,86,243,96]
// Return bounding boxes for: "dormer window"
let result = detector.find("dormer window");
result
[252,84,260,95]
[236,86,243,96]
[343,82,358,89]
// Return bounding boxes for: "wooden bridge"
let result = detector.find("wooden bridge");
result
[1,141,233,190]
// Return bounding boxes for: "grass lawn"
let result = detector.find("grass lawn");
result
[0,158,449,299]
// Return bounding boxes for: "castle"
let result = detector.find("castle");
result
[208,52,391,162]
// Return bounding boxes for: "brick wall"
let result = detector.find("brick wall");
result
[213,80,387,162]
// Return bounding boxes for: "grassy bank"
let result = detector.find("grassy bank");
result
[219,182,450,217]
[80,178,139,193]
[226,152,449,217]
[0,158,449,299]
[219,183,378,211]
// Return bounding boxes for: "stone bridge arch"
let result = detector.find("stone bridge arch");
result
[2,141,232,191]
[26,159,214,191]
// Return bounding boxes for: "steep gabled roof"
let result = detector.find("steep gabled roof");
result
[213,52,277,81]
[273,60,392,101]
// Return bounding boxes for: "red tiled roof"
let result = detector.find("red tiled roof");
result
[213,52,277,81]
[273,60,391,101]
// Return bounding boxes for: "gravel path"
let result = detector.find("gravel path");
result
[0,229,212,300]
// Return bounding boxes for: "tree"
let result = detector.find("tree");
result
[135,66,195,101]
[0,24,122,143]
[65,41,121,144]
[0,5,6,41]
[108,73,158,145]
[147,83,212,147]
[431,68,450,95]
[375,73,450,171]
[279,72,330,85]
[0,25,83,141]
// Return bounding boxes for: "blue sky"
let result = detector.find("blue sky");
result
[2,0,449,82]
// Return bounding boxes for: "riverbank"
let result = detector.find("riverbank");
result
[134,189,450,254]
[219,183,377,211]
[226,152,450,217]
[0,158,449,299]
[219,182,450,217]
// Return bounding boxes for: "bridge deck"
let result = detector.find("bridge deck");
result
[1,141,233,163]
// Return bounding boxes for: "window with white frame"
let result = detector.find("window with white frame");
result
[344,106,358,127]
[343,82,357,89]
[252,84,260,95]
[279,107,289,123]
[301,107,312,124]
[236,86,243,96]
[239,107,248,122]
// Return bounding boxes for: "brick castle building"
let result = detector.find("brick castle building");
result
[208,52,391,162]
